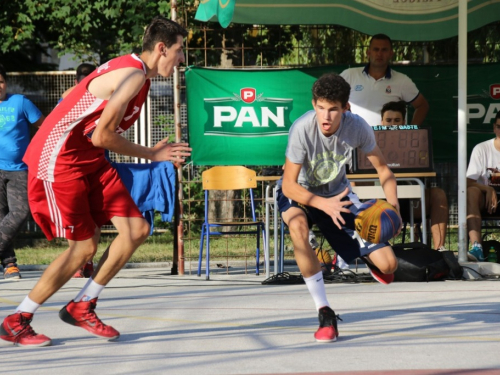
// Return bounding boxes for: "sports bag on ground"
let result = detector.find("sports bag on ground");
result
[392,242,462,282]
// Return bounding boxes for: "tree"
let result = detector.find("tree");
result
[2,2,499,70]
[39,0,172,64]
[1,1,40,54]
[0,0,172,69]
[0,1,55,70]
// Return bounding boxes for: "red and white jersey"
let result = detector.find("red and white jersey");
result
[23,54,151,182]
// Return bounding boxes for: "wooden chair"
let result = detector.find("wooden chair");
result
[197,166,265,280]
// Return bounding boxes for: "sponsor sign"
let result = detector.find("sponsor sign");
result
[186,67,319,165]
[490,84,500,100]
[203,92,293,137]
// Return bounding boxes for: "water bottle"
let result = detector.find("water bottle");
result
[488,247,497,263]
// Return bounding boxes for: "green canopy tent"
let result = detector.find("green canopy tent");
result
[195,0,500,41]
[194,0,500,262]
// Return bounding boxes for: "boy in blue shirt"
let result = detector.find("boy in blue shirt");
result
[0,64,45,279]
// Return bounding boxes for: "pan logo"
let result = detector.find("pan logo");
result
[203,89,293,137]
[240,88,256,103]
[467,83,500,125]
[490,84,500,100]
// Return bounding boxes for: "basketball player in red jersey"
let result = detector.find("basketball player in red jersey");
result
[0,16,191,347]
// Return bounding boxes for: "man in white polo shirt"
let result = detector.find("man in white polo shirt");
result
[340,34,429,126]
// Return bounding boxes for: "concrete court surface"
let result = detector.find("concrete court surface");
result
[1,265,500,375]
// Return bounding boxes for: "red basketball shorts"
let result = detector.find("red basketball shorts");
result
[28,163,144,241]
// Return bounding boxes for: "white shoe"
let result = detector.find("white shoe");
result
[336,255,350,270]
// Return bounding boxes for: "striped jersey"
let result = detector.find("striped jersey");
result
[23,54,151,182]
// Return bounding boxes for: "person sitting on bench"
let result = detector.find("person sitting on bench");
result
[466,111,500,262]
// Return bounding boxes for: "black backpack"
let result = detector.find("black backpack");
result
[392,242,463,282]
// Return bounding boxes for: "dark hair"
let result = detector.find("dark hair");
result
[312,73,351,108]
[495,111,500,122]
[142,16,188,52]
[369,33,393,49]
[76,63,96,83]
[381,100,407,120]
[0,63,6,81]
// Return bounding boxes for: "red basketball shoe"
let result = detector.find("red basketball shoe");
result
[314,306,340,343]
[82,261,94,278]
[72,268,85,278]
[59,299,119,340]
[73,261,94,278]
[0,312,52,347]
[362,257,394,285]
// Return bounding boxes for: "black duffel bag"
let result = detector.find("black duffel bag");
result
[392,242,463,282]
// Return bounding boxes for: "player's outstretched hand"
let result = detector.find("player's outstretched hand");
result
[152,137,192,165]
[326,187,352,229]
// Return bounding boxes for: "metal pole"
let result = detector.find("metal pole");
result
[457,0,468,263]
[171,0,185,275]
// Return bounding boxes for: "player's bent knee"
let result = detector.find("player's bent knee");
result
[131,220,150,244]
[69,241,98,261]
[287,218,309,239]
[379,258,398,274]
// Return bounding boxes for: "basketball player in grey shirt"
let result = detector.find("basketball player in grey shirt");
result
[287,108,376,197]
[277,73,401,343]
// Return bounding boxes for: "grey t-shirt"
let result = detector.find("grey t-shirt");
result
[285,110,376,197]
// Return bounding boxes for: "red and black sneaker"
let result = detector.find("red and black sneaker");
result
[72,268,85,278]
[362,256,394,285]
[82,261,94,278]
[314,306,340,343]
[0,312,52,347]
[73,261,94,278]
[59,299,120,340]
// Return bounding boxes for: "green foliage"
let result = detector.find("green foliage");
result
[154,114,175,132]
[2,2,500,69]
[1,0,172,64]
[39,0,172,63]
[0,1,39,54]
[280,26,368,66]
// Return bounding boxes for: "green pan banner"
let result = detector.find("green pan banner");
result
[186,66,331,165]
[186,63,500,165]
[195,0,500,42]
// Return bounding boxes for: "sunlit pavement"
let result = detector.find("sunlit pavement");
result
[1,265,499,375]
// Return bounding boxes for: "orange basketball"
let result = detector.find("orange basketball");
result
[354,199,400,244]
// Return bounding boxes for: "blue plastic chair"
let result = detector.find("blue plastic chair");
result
[197,166,265,280]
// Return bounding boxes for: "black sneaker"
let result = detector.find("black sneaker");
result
[314,306,340,342]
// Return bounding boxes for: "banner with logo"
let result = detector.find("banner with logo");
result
[186,66,332,165]
[186,64,500,165]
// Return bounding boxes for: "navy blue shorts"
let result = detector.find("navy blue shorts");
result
[276,188,389,263]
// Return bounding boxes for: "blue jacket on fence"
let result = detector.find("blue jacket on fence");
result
[111,161,176,235]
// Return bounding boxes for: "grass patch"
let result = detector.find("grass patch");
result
[14,227,500,266]
[15,231,270,265]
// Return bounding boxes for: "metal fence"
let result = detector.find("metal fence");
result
[8,70,267,270]
[9,67,460,269]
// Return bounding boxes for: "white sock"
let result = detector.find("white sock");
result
[74,277,105,302]
[303,270,330,311]
[15,296,40,314]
